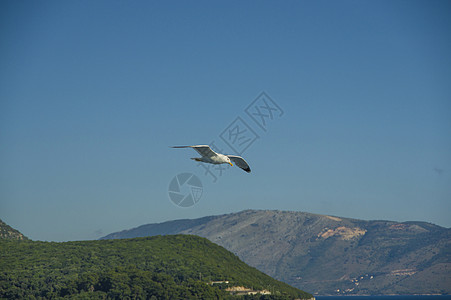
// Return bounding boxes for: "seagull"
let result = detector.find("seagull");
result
[172,145,251,173]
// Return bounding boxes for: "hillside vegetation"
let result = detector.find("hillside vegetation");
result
[0,234,312,299]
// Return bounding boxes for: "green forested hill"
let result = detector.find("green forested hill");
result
[0,235,312,299]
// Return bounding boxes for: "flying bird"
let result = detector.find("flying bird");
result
[172,145,251,173]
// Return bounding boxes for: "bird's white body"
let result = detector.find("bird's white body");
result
[172,145,251,173]
[195,153,229,164]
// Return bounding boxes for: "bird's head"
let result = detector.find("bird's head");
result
[227,157,233,166]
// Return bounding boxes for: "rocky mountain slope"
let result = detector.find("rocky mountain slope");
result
[102,209,451,296]
[0,219,28,240]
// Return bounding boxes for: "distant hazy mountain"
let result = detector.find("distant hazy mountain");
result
[102,209,451,296]
[0,219,28,240]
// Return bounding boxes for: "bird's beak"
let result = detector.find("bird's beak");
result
[229,162,233,166]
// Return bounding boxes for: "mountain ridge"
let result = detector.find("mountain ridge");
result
[102,209,451,296]
[0,219,28,240]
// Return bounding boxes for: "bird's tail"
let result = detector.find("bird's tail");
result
[191,158,202,162]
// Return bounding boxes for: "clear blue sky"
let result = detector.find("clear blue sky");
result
[1,0,450,241]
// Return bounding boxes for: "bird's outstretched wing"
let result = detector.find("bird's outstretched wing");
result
[171,145,218,158]
[227,155,251,173]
